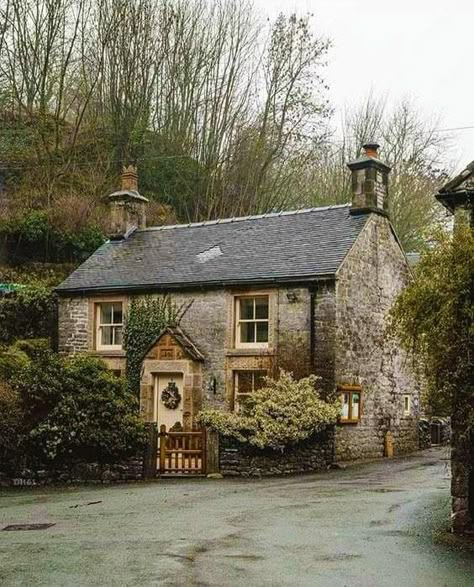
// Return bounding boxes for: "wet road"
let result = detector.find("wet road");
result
[1,447,473,586]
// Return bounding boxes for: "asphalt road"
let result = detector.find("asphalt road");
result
[1,447,473,586]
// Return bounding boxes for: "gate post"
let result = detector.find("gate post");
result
[205,428,220,474]
[159,424,167,473]
[142,422,158,479]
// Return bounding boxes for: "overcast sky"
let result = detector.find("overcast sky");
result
[254,0,474,170]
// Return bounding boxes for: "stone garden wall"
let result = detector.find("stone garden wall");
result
[219,428,335,477]
[0,458,144,487]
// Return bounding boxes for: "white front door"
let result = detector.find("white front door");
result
[154,373,184,431]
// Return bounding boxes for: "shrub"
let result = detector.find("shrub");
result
[389,225,474,420]
[0,263,74,287]
[0,342,31,382]
[198,371,340,450]
[0,211,104,264]
[0,383,25,474]
[0,339,50,384]
[10,354,145,465]
[12,348,64,427]
[0,285,57,344]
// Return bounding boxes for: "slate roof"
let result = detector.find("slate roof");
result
[56,204,369,294]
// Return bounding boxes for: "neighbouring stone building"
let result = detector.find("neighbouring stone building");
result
[436,162,474,533]
[56,144,420,471]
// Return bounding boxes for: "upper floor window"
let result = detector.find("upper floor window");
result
[96,302,123,350]
[339,386,361,423]
[235,295,269,347]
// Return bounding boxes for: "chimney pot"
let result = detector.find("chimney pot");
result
[363,142,380,159]
[121,165,138,192]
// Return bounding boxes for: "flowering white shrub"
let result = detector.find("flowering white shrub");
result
[198,371,340,450]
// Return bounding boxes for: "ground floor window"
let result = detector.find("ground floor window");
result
[339,385,362,423]
[233,370,267,413]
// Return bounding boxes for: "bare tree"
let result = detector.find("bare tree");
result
[212,12,332,218]
[1,1,448,255]
[151,0,260,219]
[304,95,451,251]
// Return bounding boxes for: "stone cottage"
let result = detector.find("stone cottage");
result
[56,143,420,467]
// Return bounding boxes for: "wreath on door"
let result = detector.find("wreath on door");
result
[161,381,182,410]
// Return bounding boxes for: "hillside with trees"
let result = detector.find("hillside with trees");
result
[0,0,450,275]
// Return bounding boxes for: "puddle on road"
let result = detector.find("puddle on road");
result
[2,523,55,531]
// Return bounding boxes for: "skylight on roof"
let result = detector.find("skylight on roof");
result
[196,245,223,263]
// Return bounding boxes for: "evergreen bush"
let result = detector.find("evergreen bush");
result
[5,352,145,466]
[0,383,25,474]
[0,285,57,344]
[198,371,340,450]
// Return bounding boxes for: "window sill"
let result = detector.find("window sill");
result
[225,348,275,357]
[90,349,126,358]
[338,419,360,425]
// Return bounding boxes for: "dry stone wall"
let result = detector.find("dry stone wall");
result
[219,428,335,477]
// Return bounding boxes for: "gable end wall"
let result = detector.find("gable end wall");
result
[334,214,419,461]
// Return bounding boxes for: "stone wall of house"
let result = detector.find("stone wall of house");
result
[172,289,229,410]
[171,286,314,410]
[219,428,335,477]
[311,282,337,394]
[57,286,314,415]
[276,287,312,379]
[58,296,89,354]
[334,214,420,461]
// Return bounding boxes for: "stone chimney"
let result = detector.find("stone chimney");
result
[347,142,391,215]
[106,166,148,239]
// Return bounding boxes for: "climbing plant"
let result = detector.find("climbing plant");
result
[389,225,474,420]
[123,296,190,394]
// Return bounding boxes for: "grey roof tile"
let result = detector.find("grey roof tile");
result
[56,204,368,294]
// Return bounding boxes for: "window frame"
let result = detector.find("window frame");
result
[233,369,267,413]
[338,385,362,424]
[95,301,124,351]
[403,394,411,416]
[234,295,270,348]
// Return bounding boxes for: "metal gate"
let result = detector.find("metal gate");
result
[158,425,206,476]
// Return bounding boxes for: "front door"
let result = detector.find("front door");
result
[154,373,184,431]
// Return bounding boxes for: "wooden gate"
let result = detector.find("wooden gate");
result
[158,425,206,476]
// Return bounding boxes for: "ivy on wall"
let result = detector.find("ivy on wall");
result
[123,296,190,394]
